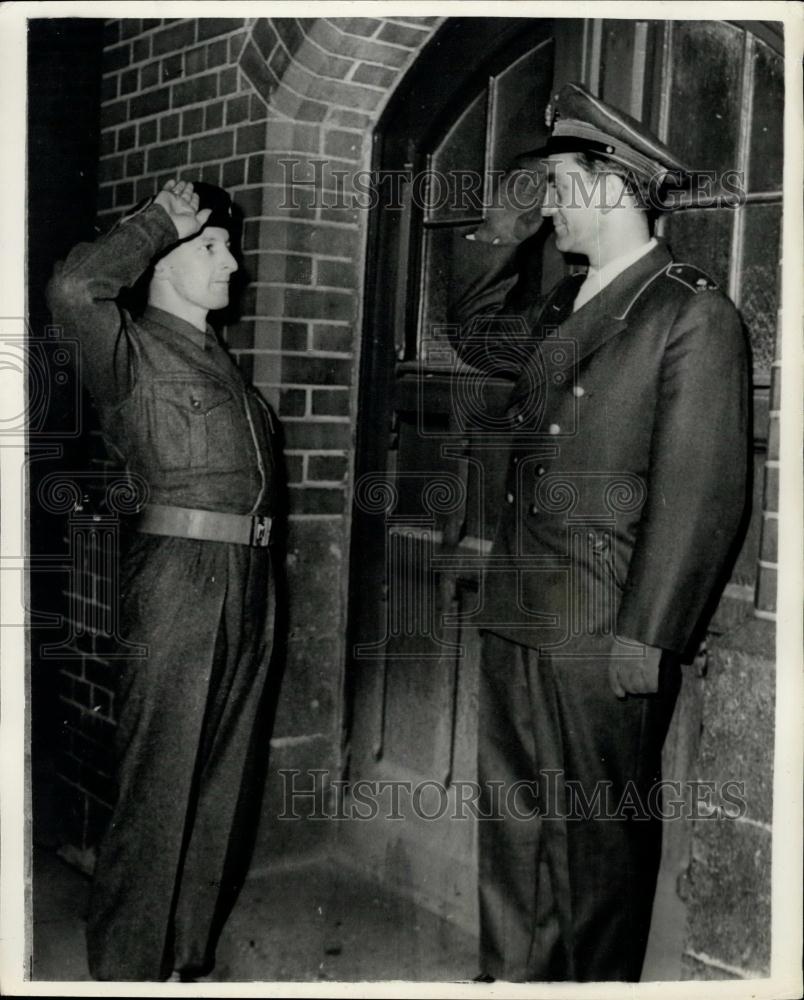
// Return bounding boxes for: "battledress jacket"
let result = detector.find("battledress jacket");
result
[453,239,750,658]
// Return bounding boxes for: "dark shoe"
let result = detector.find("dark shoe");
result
[473,972,496,983]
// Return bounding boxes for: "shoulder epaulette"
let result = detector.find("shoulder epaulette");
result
[664,262,718,293]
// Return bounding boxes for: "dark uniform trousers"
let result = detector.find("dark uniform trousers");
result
[86,536,275,980]
[478,633,680,982]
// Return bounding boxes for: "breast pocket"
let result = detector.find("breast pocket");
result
[150,377,241,471]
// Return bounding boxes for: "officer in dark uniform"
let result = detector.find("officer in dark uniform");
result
[48,179,282,981]
[454,84,749,982]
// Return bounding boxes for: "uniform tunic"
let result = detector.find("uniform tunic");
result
[455,239,749,981]
[47,204,281,981]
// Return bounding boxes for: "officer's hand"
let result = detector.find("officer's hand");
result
[608,643,663,699]
[466,155,547,246]
[154,179,212,239]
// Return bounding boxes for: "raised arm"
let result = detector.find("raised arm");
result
[46,179,211,406]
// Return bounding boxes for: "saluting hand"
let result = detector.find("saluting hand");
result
[465,155,547,246]
[608,642,663,698]
[154,179,212,240]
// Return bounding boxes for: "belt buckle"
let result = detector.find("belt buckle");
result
[250,515,271,547]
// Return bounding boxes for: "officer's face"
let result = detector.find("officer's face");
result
[541,154,604,258]
[158,227,238,313]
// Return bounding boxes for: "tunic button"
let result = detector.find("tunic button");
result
[512,456,519,465]
[505,492,514,504]
[573,385,585,397]
[529,503,538,515]
[515,413,524,424]
[587,531,596,542]
[548,423,560,435]
[535,464,546,477]
[191,397,201,409]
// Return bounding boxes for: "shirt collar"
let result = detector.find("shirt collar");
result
[574,237,658,312]
[143,305,215,351]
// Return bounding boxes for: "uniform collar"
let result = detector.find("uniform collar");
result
[574,237,658,312]
[143,305,216,351]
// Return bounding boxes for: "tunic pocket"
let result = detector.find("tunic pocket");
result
[150,377,240,471]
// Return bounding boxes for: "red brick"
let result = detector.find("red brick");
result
[206,38,228,68]
[312,389,351,417]
[251,19,279,60]
[278,387,307,417]
[198,17,242,40]
[99,154,124,183]
[146,140,189,172]
[247,154,265,185]
[281,321,309,350]
[309,20,410,70]
[236,122,267,155]
[326,107,372,130]
[226,95,250,125]
[152,20,196,56]
[130,87,170,119]
[755,565,777,613]
[268,43,291,82]
[140,59,159,89]
[272,17,306,53]
[101,74,118,103]
[100,99,129,129]
[312,324,353,353]
[246,94,266,124]
[219,66,239,97]
[116,124,137,151]
[172,72,218,107]
[283,421,352,450]
[119,67,139,95]
[184,44,206,76]
[264,121,321,154]
[285,451,305,479]
[351,62,396,89]
[114,182,134,207]
[225,318,255,349]
[248,219,358,259]
[126,150,145,177]
[222,157,246,189]
[281,355,352,386]
[132,36,151,63]
[316,259,356,289]
[161,53,183,83]
[159,113,181,141]
[335,18,380,38]
[289,486,345,515]
[281,288,355,322]
[294,42,354,80]
[120,18,143,40]
[138,119,157,145]
[190,132,234,162]
[181,107,204,135]
[307,454,348,482]
[377,21,431,48]
[103,43,131,73]
[99,131,115,157]
[323,129,364,161]
[260,252,314,285]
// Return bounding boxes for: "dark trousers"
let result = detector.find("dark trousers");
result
[477,632,680,982]
[86,534,276,981]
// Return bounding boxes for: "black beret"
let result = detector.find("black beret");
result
[192,181,235,235]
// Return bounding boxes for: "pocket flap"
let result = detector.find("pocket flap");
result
[152,377,232,415]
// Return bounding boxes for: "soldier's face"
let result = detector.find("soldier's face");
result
[541,154,604,258]
[158,227,238,312]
